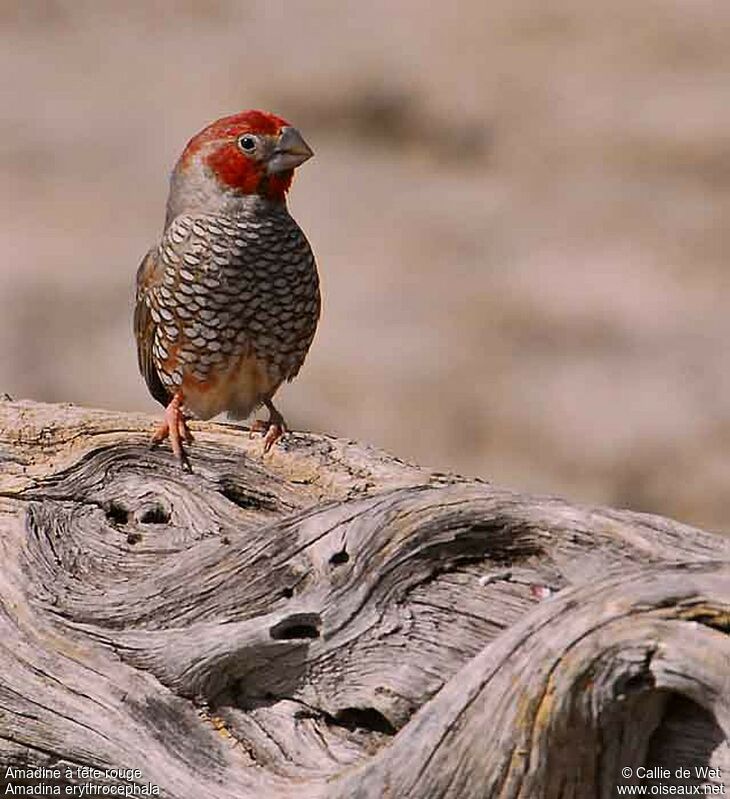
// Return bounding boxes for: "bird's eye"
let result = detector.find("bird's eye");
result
[238,135,257,153]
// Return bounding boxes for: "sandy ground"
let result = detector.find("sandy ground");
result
[2,0,730,531]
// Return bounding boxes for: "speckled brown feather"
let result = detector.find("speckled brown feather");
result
[134,249,168,408]
[134,198,320,422]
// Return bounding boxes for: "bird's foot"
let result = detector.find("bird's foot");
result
[249,402,287,454]
[150,393,194,471]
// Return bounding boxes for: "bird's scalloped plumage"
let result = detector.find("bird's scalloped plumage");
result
[134,110,320,465]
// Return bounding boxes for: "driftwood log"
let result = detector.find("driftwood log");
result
[0,398,728,797]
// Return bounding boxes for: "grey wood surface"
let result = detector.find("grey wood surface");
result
[0,398,728,797]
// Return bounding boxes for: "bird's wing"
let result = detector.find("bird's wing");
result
[134,248,170,407]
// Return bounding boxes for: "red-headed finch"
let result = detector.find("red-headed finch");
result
[134,111,320,469]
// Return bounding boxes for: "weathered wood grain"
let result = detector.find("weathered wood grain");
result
[0,398,728,797]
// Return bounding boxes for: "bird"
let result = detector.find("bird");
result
[134,110,320,470]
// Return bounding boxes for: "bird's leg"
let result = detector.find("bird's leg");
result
[150,391,193,471]
[262,400,287,453]
[249,398,287,453]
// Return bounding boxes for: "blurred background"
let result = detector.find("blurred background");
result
[2,0,730,531]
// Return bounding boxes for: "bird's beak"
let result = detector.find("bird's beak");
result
[267,127,314,175]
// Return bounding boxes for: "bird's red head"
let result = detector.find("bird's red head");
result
[178,110,313,203]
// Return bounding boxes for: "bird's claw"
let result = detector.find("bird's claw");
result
[150,393,193,471]
[249,416,286,454]
[263,423,285,453]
